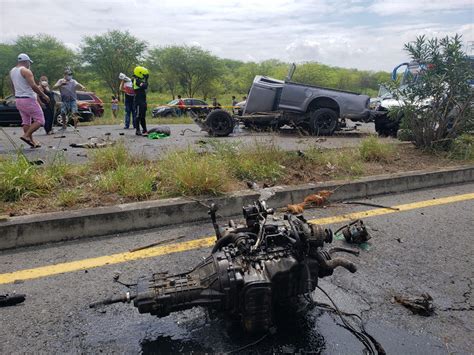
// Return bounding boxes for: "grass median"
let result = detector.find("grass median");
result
[0,136,470,216]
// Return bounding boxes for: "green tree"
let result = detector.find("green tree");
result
[81,30,147,98]
[0,44,16,98]
[147,46,183,99]
[390,35,473,148]
[13,34,77,84]
[148,45,222,98]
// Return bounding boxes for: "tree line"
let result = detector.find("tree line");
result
[0,30,390,101]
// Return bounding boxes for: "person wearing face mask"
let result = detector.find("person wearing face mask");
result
[53,69,85,130]
[9,53,50,148]
[38,76,56,135]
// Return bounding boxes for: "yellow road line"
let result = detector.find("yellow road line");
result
[0,192,473,285]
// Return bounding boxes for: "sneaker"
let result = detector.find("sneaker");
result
[142,131,148,136]
[135,131,142,136]
[124,126,129,129]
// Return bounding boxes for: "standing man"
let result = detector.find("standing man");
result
[53,69,85,130]
[132,66,149,136]
[9,53,49,148]
[38,75,56,135]
[119,74,136,129]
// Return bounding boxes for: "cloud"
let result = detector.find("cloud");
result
[369,0,473,16]
[0,0,472,71]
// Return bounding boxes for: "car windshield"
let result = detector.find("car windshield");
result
[168,99,179,105]
[378,85,392,99]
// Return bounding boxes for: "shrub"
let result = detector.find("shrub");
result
[391,35,473,148]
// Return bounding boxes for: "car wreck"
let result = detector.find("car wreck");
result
[192,64,371,137]
[90,200,366,335]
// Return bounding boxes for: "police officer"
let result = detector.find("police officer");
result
[132,66,149,136]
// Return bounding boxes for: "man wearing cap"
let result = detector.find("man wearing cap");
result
[9,53,50,148]
[53,69,85,130]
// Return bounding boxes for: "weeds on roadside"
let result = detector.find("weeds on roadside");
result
[158,148,232,196]
[0,153,67,202]
[448,134,474,161]
[97,164,156,199]
[205,140,286,182]
[57,189,83,207]
[89,141,130,172]
[305,147,364,177]
[359,136,395,162]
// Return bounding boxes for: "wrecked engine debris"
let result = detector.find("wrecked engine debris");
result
[90,200,363,333]
[339,220,371,244]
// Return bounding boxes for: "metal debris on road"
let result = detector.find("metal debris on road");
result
[70,137,115,149]
[91,199,368,336]
[0,294,26,307]
[342,201,400,211]
[129,235,186,253]
[393,293,434,316]
[337,220,371,244]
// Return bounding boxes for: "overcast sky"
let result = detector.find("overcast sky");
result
[1,0,473,71]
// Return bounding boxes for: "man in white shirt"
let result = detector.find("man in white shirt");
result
[9,53,50,148]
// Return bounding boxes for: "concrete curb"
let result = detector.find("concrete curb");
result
[1,165,473,250]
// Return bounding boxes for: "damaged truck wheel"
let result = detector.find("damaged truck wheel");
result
[309,108,338,136]
[205,109,235,137]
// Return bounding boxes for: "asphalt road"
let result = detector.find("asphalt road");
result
[0,183,473,354]
[0,121,385,164]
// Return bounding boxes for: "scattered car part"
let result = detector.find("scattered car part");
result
[393,293,434,316]
[341,201,400,211]
[339,220,371,244]
[70,137,115,149]
[0,294,26,307]
[90,200,363,334]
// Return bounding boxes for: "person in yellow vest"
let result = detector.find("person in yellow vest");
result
[132,66,149,136]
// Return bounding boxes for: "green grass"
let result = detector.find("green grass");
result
[57,189,83,207]
[359,136,395,162]
[305,147,364,177]
[96,164,156,199]
[0,153,67,202]
[157,148,232,196]
[89,141,131,172]
[449,134,474,161]
[3,134,462,214]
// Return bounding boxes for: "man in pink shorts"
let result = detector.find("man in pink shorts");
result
[9,53,50,148]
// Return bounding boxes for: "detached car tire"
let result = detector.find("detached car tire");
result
[205,109,235,137]
[308,108,338,136]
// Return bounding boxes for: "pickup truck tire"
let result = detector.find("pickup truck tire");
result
[308,108,338,136]
[205,109,235,137]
